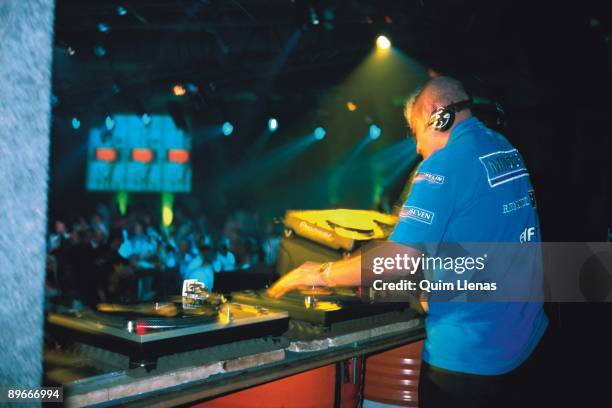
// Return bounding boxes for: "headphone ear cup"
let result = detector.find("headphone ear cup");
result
[429,107,455,131]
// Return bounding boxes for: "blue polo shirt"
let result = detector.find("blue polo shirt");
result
[389,117,548,375]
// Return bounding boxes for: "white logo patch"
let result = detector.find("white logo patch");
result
[414,172,445,185]
[400,206,435,225]
[479,149,529,188]
[519,227,536,243]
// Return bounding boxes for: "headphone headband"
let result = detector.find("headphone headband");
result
[444,99,472,113]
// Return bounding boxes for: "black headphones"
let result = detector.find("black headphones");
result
[427,100,472,132]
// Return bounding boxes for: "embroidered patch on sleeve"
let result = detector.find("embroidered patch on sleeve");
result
[399,206,435,225]
[413,172,445,185]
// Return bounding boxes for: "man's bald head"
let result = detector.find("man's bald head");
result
[404,76,472,159]
[405,76,470,134]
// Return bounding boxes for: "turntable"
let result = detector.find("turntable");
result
[46,298,288,370]
[231,288,406,326]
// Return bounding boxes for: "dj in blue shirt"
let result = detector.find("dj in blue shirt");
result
[389,113,547,374]
[392,77,548,407]
[269,76,549,407]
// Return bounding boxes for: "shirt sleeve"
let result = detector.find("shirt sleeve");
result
[389,156,456,254]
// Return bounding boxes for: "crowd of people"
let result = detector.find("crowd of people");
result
[45,204,282,308]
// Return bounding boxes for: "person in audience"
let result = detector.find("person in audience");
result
[213,238,237,272]
[262,222,281,266]
[48,220,69,252]
[129,222,157,260]
[183,242,214,290]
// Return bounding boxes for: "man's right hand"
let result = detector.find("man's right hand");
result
[267,261,327,298]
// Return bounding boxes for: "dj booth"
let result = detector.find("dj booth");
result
[44,209,425,407]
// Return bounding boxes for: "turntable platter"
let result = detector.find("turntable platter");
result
[78,308,218,330]
[232,288,405,326]
[97,302,180,317]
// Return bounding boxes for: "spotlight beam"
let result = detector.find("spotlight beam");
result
[225,133,316,184]
[328,134,373,194]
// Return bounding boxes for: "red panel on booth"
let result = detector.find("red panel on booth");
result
[194,360,362,408]
[364,340,424,408]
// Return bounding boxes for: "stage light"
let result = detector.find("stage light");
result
[268,118,279,132]
[116,191,128,216]
[347,101,357,112]
[222,121,234,136]
[142,113,152,126]
[67,46,76,56]
[162,206,173,227]
[105,115,115,131]
[309,7,320,25]
[172,84,187,96]
[97,22,110,33]
[369,124,382,140]
[117,6,127,16]
[186,82,199,93]
[162,192,174,227]
[376,35,391,50]
[93,45,106,57]
[71,117,81,130]
[322,7,335,31]
[314,127,326,140]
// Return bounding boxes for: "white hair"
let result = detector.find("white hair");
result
[405,76,470,131]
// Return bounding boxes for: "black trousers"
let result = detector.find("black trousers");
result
[418,326,558,408]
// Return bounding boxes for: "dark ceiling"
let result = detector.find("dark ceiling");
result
[52,0,612,116]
